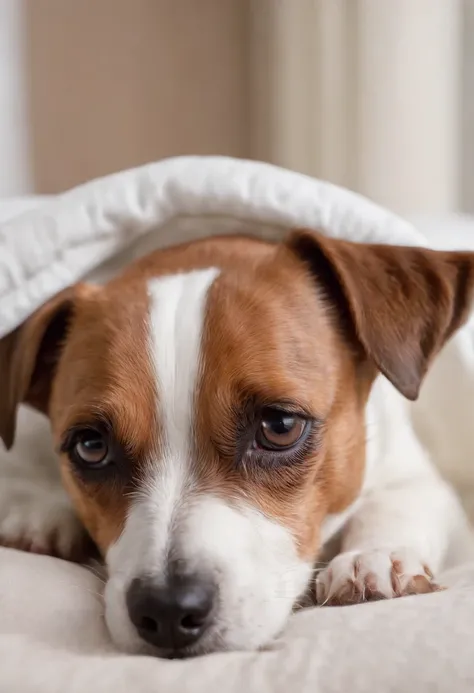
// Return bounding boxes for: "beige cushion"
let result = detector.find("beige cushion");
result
[1,547,474,692]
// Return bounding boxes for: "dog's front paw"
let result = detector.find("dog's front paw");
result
[0,479,87,561]
[316,548,442,606]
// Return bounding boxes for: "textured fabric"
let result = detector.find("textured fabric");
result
[0,156,421,340]
[1,547,474,693]
[0,160,473,692]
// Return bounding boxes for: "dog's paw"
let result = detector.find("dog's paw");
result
[0,479,87,561]
[316,548,443,606]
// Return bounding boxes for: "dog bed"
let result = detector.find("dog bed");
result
[0,157,473,692]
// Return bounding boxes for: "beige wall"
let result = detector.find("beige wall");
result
[462,0,474,214]
[4,0,468,212]
[26,0,251,193]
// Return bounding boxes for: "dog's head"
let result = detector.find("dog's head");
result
[1,230,473,656]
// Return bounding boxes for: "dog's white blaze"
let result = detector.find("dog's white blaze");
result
[146,268,221,551]
[149,269,220,456]
[107,269,219,570]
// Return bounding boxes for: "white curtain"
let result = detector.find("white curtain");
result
[0,0,31,196]
[250,0,462,217]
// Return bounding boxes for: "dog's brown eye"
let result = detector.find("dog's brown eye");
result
[256,409,308,451]
[75,431,109,466]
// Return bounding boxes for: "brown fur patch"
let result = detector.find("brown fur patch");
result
[195,243,370,560]
[50,280,157,551]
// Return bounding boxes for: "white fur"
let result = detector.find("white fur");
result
[0,406,83,557]
[316,547,434,603]
[104,269,312,654]
[316,376,474,603]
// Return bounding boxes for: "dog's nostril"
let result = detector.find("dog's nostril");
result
[180,613,205,631]
[140,615,158,633]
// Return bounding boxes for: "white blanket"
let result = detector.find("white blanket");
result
[1,156,473,692]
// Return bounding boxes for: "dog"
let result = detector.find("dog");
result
[1,229,473,658]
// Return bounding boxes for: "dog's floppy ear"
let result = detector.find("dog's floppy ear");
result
[286,229,474,400]
[0,289,76,450]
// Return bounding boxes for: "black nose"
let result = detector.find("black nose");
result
[126,574,216,651]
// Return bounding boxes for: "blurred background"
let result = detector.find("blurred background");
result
[0,0,471,218]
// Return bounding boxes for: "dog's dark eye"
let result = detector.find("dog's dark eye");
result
[255,408,308,451]
[74,430,109,467]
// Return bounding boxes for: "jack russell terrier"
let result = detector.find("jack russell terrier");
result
[0,230,473,658]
